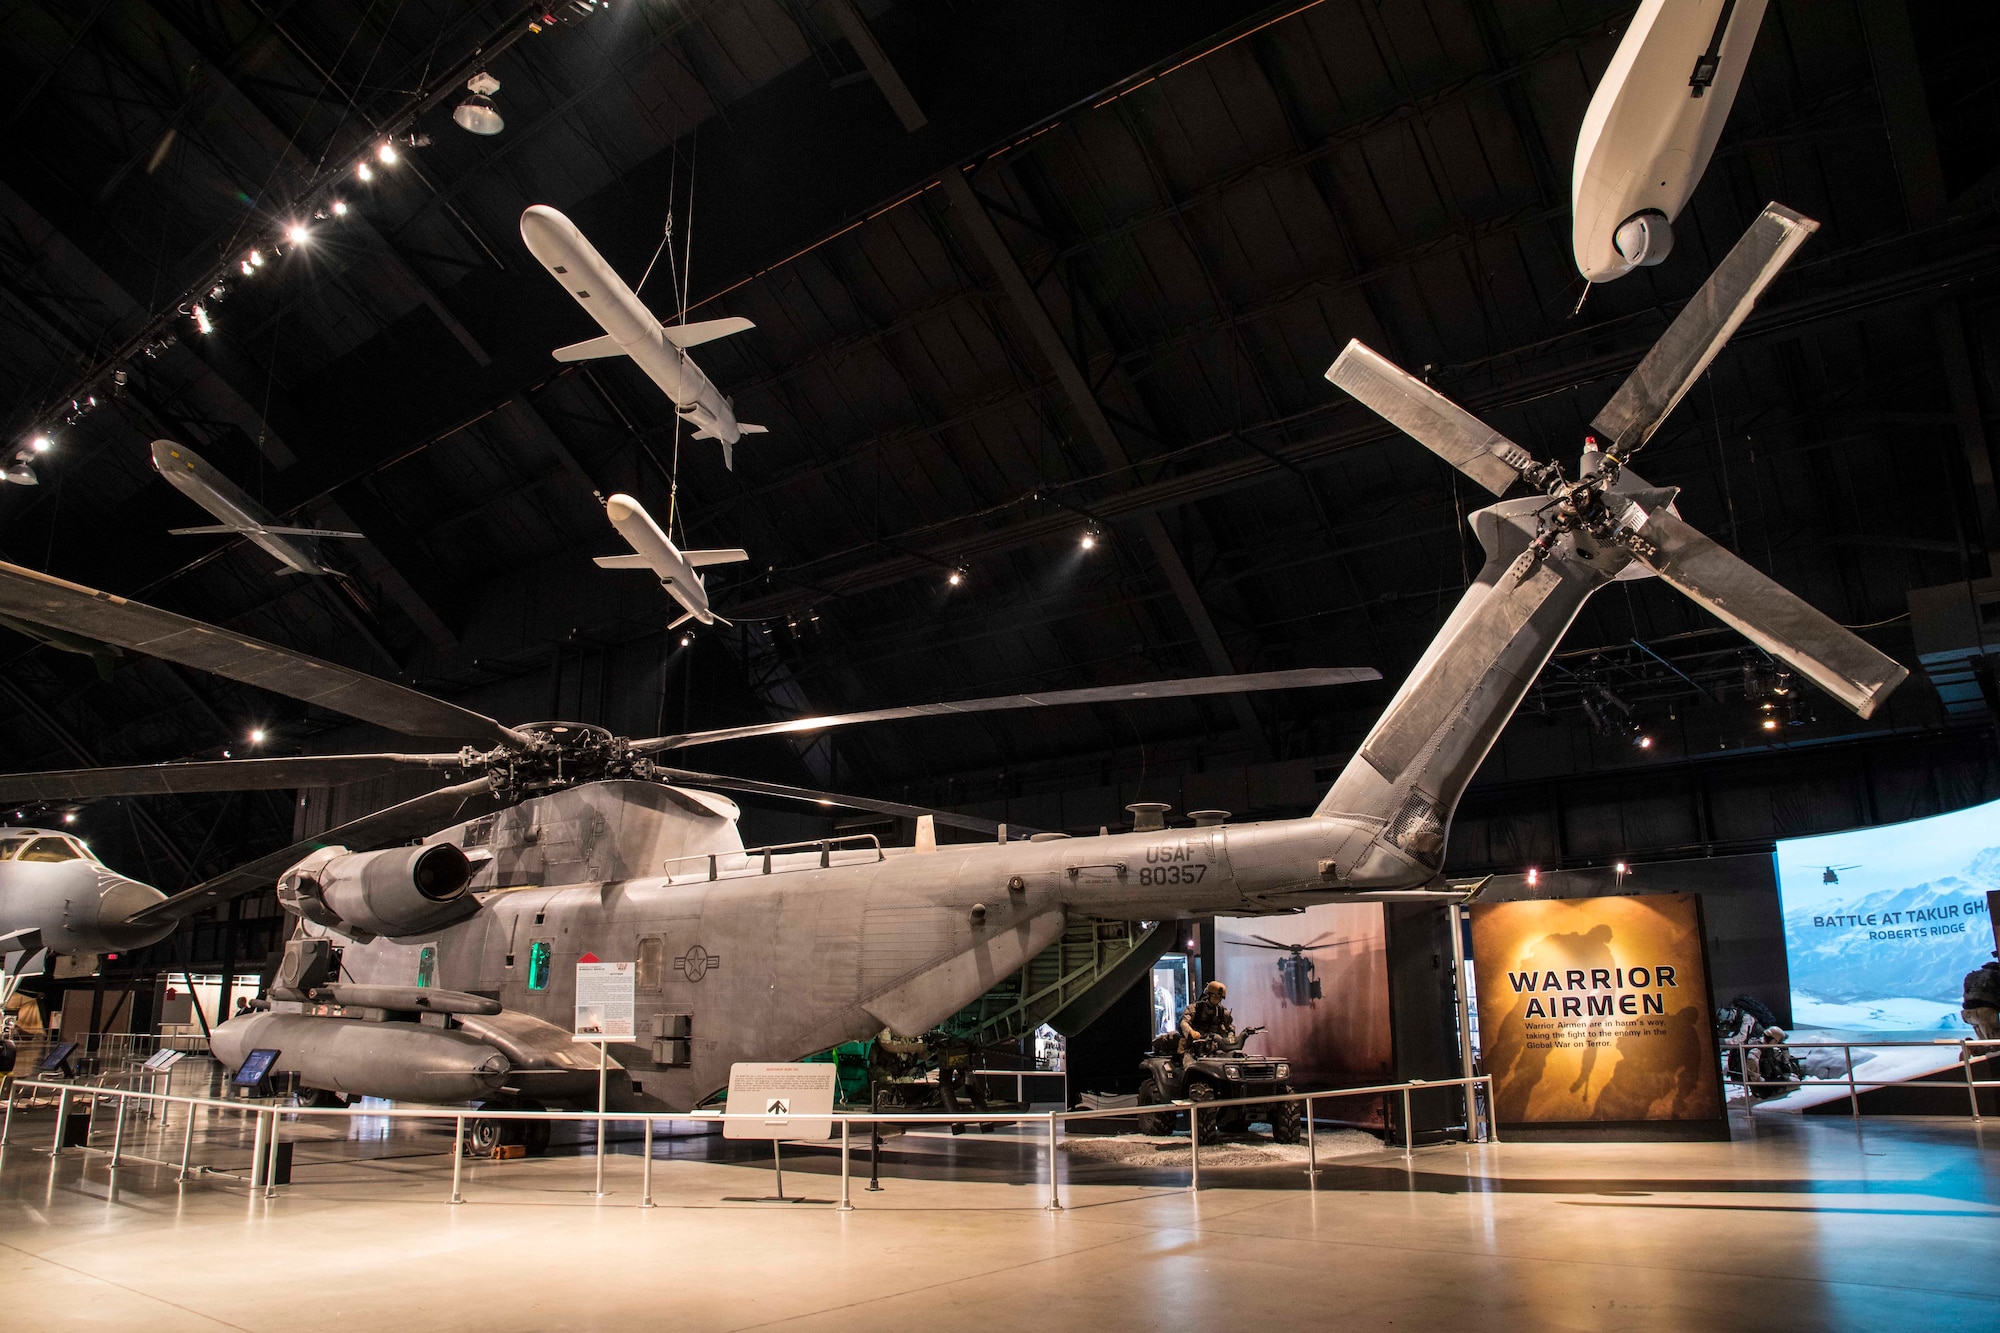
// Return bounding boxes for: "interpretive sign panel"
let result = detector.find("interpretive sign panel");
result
[1776,797,2000,1031]
[141,1048,186,1072]
[1471,893,1724,1137]
[722,1062,837,1140]
[573,959,636,1040]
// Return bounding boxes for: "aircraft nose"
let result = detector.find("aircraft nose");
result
[605,493,640,523]
[96,877,173,949]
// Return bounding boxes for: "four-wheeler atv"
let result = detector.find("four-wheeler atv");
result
[1135,1025,1301,1144]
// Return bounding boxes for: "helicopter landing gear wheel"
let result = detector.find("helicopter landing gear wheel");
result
[1186,1082,1221,1145]
[1270,1096,1303,1145]
[469,1097,553,1157]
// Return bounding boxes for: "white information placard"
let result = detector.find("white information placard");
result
[141,1048,186,1072]
[573,959,636,1040]
[722,1062,837,1140]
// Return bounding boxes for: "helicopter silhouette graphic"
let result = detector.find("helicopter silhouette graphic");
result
[1816,864,1861,885]
[1227,933,1363,1007]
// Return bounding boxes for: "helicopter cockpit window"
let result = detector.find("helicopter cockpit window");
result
[17,837,80,863]
[0,837,29,860]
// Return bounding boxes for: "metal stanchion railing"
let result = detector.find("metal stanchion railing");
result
[1721,1037,2000,1114]
[1045,1112,1061,1211]
[838,1119,851,1212]
[1305,1092,1316,1190]
[643,1118,656,1208]
[0,1072,1496,1209]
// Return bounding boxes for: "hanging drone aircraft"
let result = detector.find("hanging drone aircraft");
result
[1572,0,1767,282]
[150,439,365,577]
[592,492,747,629]
[520,204,766,469]
[0,204,1905,1141]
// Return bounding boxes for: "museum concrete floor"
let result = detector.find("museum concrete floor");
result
[2,1096,1996,1331]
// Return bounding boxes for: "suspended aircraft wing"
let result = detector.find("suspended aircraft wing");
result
[0,560,525,746]
[123,778,503,925]
[630,667,1381,752]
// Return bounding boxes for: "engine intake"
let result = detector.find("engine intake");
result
[296,843,475,940]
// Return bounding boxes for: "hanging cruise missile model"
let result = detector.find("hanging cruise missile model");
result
[151,439,364,576]
[0,208,1904,1132]
[592,492,747,629]
[520,204,766,469]
[1572,0,1767,282]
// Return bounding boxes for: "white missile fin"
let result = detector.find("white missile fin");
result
[660,316,754,349]
[552,333,626,362]
[592,555,654,570]
[738,423,768,434]
[683,549,750,568]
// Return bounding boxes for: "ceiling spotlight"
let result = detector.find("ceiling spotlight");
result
[1525,867,1539,887]
[222,750,232,759]
[63,812,75,824]
[241,259,254,275]
[208,283,227,301]
[192,304,213,335]
[249,728,266,745]
[1615,861,1628,874]
[1080,528,1098,551]
[453,73,505,136]
[1761,717,1779,731]
[285,223,309,246]
[1636,733,1653,750]
[30,435,51,453]
[249,249,264,268]
[357,161,374,182]
[679,632,693,648]
[331,199,349,217]
[947,568,964,587]
[377,141,398,165]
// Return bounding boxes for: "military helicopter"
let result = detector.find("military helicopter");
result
[0,203,1906,1139]
[1817,865,1861,885]
[1226,932,1362,1006]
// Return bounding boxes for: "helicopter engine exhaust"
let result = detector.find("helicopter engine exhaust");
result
[286,842,475,941]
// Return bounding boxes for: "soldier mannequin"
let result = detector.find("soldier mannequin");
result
[1179,980,1235,1057]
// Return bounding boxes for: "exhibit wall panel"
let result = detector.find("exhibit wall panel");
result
[1471,894,1726,1138]
[1479,855,1788,1026]
[1215,902,1391,1092]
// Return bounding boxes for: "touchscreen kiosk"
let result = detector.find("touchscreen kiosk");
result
[232,1048,281,1087]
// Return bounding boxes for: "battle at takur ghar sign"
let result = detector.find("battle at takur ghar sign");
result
[1472,894,1726,1137]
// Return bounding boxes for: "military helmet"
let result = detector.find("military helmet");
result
[1203,980,1227,998]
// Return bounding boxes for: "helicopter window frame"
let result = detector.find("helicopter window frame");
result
[0,837,28,860]
[17,837,80,863]
[636,936,664,991]
[526,940,552,991]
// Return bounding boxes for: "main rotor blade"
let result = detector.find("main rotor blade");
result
[632,667,1380,753]
[1325,340,1531,497]
[654,768,1018,837]
[1626,507,1908,718]
[0,560,524,745]
[0,753,463,802]
[124,777,504,925]
[1593,203,1817,455]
